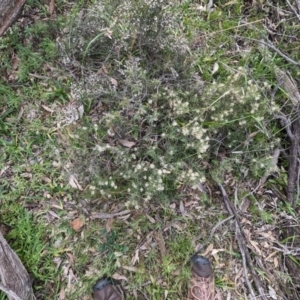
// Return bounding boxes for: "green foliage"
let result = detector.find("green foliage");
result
[99,229,129,259]
[0,205,56,298]
[66,0,281,206]
[0,0,298,298]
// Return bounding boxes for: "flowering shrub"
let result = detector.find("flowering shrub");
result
[64,0,281,206]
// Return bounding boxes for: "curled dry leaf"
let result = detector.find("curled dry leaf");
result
[71,218,84,232]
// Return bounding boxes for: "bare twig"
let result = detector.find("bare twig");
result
[287,115,300,206]
[274,114,294,139]
[0,231,36,300]
[218,184,268,300]
[286,0,300,22]
[235,223,256,300]
[243,36,300,67]
[192,215,234,257]
[258,40,300,206]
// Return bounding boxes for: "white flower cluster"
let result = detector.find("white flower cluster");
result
[176,168,206,186]
[203,67,270,124]
[170,97,189,116]
[182,123,207,140]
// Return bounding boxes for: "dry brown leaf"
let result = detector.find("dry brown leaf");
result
[122,266,144,273]
[203,243,214,256]
[255,230,276,241]
[66,252,75,265]
[110,77,118,86]
[71,218,84,232]
[68,175,83,190]
[169,203,176,209]
[131,249,140,265]
[274,256,278,268]
[211,248,226,256]
[117,213,131,220]
[132,289,138,299]
[118,139,136,148]
[154,230,166,259]
[266,251,278,261]
[234,268,243,284]
[268,285,277,299]
[249,240,262,256]
[106,218,113,233]
[98,65,108,75]
[59,288,65,300]
[112,272,128,281]
[146,214,156,223]
[179,201,185,215]
[91,210,131,219]
[49,0,55,15]
[240,197,250,212]
[41,105,54,113]
[48,210,61,219]
[41,176,52,183]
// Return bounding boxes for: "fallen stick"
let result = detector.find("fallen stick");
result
[0,231,36,300]
[218,184,267,300]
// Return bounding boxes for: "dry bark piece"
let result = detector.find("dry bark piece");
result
[0,0,26,36]
[0,231,36,299]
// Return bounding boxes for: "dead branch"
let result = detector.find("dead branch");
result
[0,283,22,300]
[0,231,36,300]
[287,114,300,206]
[242,36,300,67]
[286,0,300,22]
[257,41,300,207]
[218,184,267,300]
[0,0,26,36]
